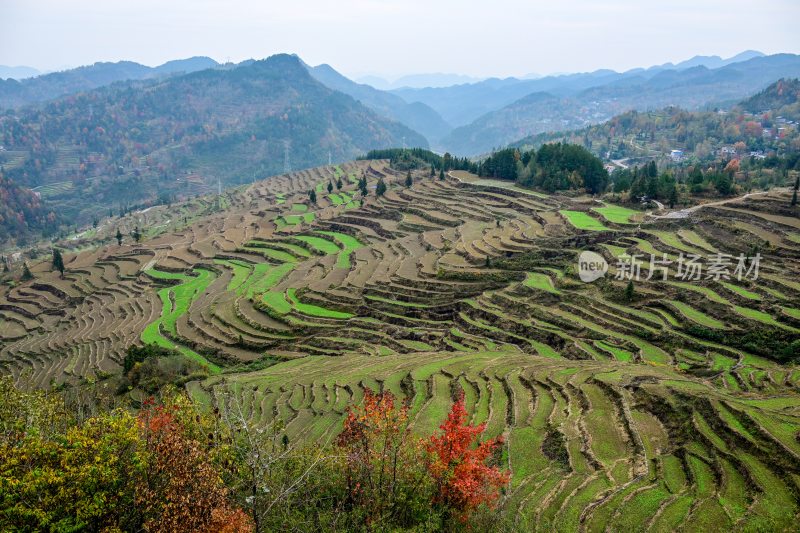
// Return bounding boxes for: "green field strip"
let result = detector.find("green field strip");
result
[291,203,308,212]
[594,341,633,362]
[646,230,706,255]
[667,282,730,305]
[667,300,725,329]
[141,268,220,372]
[592,205,638,224]
[719,281,761,300]
[733,305,798,330]
[287,288,353,319]
[560,210,609,231]
[317,231,364,268]
[524,272,560,293]
[365,294,430,308]
[294,235,340,254]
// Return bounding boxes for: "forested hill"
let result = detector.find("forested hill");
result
[0,54,427,243]
[0,171,58,246]
[511,79,800,163]
[431,54,800,155]
[306,63,453,143]
[0,57,219,109]
[740,78,800,119]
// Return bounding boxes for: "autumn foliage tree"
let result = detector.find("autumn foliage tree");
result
[337,388,510,528]
[337,389,432,528]
[426,391,509,522]
[136,399,254,533]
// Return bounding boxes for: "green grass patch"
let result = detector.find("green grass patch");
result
[592,205,638,224]
[560,210,609,231]
[295,235,340,255]
[668,300,725,329]
[720,281,761,301]
[287,288,353,319]
[524,272,559,294]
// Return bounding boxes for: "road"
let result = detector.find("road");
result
[648,188,787,220]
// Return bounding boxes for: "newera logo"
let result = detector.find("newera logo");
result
[578,251,608,282]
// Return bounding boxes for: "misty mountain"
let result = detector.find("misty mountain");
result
[0,65,41,80]
[306,63,452,142]
[355,73,483,90]
[510,78,800,163]
[670,50,765,70]
[391,51,772,129]
[0,54,427,228]
[440,53,800,155]
[0,56,219,109]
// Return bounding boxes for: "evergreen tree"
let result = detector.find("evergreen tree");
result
[21,262,33,281]
[669,184,678,209]
[309,189,317,204]
[132,227,141,243]
[405,171,413,187]
[647,160,658,178]
[439,169,445,181]
[115,229,123,246]
[327,181,334,194]
[624,280,635,302]
[430,165,436,178]
[793,174,799,206]
[336,177,343,190]
[52,248,65,278]
[376,178,387,197]
[793,189,798,207]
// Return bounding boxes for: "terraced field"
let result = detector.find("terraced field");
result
[2,160,800,530]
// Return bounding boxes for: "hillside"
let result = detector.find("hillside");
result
[0,54,427,244]
[2,156,800,529]
[427,54,800,155]
[512,79,800,164]
[307,63,453,142]
[0,56,219,109]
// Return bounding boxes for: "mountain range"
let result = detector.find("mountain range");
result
[0,56,219,108]
[2,49,799,245]
[0,54,425,242]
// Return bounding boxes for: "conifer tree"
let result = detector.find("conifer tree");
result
[52,248,65,278]
[405,171,413,187]
[115,229,123,246]
[21,262,33,281]
[376,178,387,197]
[327,181,334,194]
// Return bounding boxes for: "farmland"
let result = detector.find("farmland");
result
[2,159,800,530]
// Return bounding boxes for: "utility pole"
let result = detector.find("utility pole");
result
[283,140,291,174]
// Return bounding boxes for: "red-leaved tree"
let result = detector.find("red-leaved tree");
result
[425,391,509,521]
[137,399,254,533]
[337,388,429,526]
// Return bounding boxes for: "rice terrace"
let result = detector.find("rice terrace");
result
[2,4,800,527]
[3,156,800,530]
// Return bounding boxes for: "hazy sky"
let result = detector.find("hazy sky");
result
[1,0,798,79]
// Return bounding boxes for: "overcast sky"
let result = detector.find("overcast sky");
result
[1,0,798,79]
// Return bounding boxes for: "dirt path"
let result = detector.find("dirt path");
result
[648,188,787,220]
